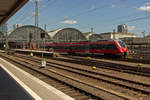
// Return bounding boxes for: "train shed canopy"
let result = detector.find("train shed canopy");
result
[89,34,103,41]
[8,25,51,42]
[48,28,87,42]
[83,32,103,41]
[83,32,93,39]
[0,0,29,26]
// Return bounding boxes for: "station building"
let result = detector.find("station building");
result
[121,37,150,48]
[48,28,87,42]
[0,31,4,38]
[117,24,128,33]
[0,24,6,36]
[121,37,150,53]
[0,31,4,42]
[8,25,51,42]
[8,25,51,49]
[99,32,136,40]
[7,24,150,53]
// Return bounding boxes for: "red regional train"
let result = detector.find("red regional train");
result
[44,40,129,57]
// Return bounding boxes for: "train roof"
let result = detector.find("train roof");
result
[51,39,120,43]
[49,40,119,44]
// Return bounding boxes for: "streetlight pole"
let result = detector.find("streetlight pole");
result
[44,24,47,31]
[113,29,115,40]
[141,31,145,38]
[41,32,46,68]
[34,0,39,49]
[5,23,9,54]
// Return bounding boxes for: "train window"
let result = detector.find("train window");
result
[106,44,118,50]
[70,46,76,50]
[102,45,106,49]
[54,46,63,49]
[90,44,96,49]
[90,44,104,49]
[70,45,86,50]
[64,46,69,49]
[54,46,59,49]
[90,44,117,50]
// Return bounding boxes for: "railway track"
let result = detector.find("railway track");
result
[52,55,150,77]
[1,53,150,99]
[104,56,150,64]
[61,53,150,64]
[0,53,99,100]
[0,53,134,100]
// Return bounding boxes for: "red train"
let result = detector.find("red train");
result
[44,40,129,57]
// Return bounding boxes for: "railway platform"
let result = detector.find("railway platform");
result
[14,49,54,57]
[0,57,74,100]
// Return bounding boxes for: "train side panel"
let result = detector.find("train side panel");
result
[44,40,129,57]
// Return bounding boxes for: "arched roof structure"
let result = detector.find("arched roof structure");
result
[89,34,103,41]
[8,25,51,42]
[83,32,93,39]
[48,28,87,42]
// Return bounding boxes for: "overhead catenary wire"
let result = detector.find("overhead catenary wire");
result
[127,15,150,23]
[70,0,124,19]
[8,1,35,25]
[45,0,125,29]
[9,0,54,27]
[22,0,57,25]
[8,0,150,34]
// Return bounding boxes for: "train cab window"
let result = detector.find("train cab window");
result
[70,46,76,50]
[118,41,126,48]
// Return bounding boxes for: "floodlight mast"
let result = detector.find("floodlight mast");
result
[34,0,39,48]
[5,23,9,54]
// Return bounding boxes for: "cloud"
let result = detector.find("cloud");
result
[138,6,150,12]
[64,16,69,19]
[128,26,136,31]
[60,20,77,24]
[112,5,116,8]
[144,2,150,6]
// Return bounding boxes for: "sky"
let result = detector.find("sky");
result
[8,0,150,37]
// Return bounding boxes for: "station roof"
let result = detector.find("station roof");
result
[0,0,29,26]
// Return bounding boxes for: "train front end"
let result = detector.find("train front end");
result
[116,40,129,56]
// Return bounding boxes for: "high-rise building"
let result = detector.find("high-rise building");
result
[117,24,128,33]
[0,24,6,36]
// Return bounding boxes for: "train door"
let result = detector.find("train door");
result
[85,44,89,54]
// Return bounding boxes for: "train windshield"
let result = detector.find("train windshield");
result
[118,41,126,48]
